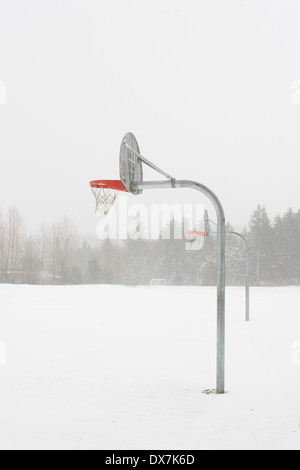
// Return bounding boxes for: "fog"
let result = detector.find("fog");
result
[0,0,300,235]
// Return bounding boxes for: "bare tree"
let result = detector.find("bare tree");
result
[59,216,79,283]
[22,235,40,283]
[39,223,48,270]
[49,222,61,283]
[6,206,24,282]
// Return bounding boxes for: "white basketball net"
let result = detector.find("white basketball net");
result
[91,184,118,216]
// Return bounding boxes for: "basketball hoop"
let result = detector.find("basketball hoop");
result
[90,180,128,216]
[89,132,228,394]
[187,231,206,238]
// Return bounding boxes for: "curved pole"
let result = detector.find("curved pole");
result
[227,232,250,322]
[133,180,226,395]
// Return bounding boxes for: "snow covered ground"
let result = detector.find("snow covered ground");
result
[0,284,299,450]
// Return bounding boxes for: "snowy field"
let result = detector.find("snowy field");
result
[0,284,300,450]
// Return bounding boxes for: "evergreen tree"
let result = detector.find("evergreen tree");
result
[225,223,246,285]
[99,238,118,284]
[249,205,274,285]
[86,257,102,284]
[280,209,300,284]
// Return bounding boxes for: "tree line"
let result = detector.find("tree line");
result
[0,204,299,286]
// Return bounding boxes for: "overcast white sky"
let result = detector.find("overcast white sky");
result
[0,0,300,235]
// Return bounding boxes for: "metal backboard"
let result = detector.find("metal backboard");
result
[119,132,143,195]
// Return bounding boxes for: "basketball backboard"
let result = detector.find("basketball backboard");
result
[119,132,143,195]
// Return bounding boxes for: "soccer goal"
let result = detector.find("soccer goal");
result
[149,279,167,286]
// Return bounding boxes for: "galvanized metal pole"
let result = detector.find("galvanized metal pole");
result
[124,142,175,181]
[134,180,226,394]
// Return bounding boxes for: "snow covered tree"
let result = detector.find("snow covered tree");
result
[22,235,41,284]
[273,209,300,284]
[225,223,246,285]
[6,206,24,282]
[86,256,102,284]
[58,216,79,284]
[249,205,274,285]
[49,222,61,284]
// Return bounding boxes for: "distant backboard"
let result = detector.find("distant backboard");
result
[119,132,143,195]
[186,210,210,251]
[204,210,210,237]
